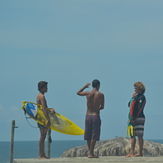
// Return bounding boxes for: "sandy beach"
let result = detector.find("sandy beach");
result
[14,156,163,163]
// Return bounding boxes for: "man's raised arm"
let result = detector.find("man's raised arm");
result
[77,83,91,96]
[40,96,51,127]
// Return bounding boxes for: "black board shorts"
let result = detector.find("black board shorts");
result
[84,115,101,141]
[37,122,47,129]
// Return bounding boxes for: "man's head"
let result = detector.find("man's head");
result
[38,81,48,92]
[92,79,100,89]
[134,81,145,94]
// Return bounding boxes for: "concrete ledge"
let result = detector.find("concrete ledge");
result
[14,156,163,163]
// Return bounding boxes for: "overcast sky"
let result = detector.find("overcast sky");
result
[0,0,163,141]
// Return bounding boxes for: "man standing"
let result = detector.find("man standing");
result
[77,79,104,158]
[36,81,55,159]
[126,81,146,157]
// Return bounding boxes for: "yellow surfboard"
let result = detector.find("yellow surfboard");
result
[21,101,84,135]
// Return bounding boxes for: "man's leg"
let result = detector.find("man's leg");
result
[38,128,49,159]
[88,116,100,158]
[89,139,96,156]
[125,137,136,157]
[88,139,98,158]
[134,136,143,157]
[134,117,145,157]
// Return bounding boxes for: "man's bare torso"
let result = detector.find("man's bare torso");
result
[86,90,104,116]
[36,93,48,108]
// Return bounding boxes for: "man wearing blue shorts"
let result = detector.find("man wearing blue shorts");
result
[77,79,105,158]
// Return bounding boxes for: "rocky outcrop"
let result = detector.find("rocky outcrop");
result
[61,137,163,157]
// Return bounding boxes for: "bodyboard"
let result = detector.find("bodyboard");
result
[21,101,84,135]
[127,122,134,137]
[127,98,135,137]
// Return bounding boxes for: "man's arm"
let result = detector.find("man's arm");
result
[76,83,91,96]
[99,94,105,110]
[40,95,51,127]
[129,98,136,121]
[136,95,146,117]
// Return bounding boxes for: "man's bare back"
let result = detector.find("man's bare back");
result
[77,82,104,116]
[86,90,104,115]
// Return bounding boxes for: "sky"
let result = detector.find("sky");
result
[0,0,163,142]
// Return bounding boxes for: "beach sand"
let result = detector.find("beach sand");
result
[14,156,163,163]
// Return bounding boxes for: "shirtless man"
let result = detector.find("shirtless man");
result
[77,79,104,158]
[37,81,55,159]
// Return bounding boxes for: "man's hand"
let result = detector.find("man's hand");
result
[132,92,137,98]
[49,108,55,114]
[85,83,91,88]
[46,119,51,128]
[130,119,135,125]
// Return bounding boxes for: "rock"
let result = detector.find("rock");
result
[61,137,163,157]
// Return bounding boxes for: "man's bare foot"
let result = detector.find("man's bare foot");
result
[125,153,134,157]
[88,154,99,158]
[38,155,49,159]
[134,153,143,157]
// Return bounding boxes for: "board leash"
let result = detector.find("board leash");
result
[24,110,38,128]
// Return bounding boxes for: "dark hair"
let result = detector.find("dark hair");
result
[92,79,100,88]
[38,81,48,91]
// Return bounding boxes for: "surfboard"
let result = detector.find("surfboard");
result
[21,101,84,135]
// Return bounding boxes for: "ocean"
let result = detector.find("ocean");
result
[0,140,86,163]
[0,139,163,163]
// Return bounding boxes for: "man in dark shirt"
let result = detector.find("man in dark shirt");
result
[126,82,146,157]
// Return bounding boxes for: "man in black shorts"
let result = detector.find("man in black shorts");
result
[77,79,105,158]
[36,81,55,159]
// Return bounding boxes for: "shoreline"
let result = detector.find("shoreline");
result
[14,156,163,163]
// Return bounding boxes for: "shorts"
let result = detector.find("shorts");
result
[133,117,145,137]
[84,115,101,141]
[37,123,47,129]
